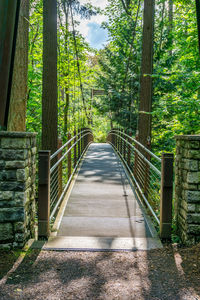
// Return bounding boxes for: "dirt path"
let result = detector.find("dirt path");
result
[0,244,200,300]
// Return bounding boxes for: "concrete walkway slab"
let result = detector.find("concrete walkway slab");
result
[43,236,162,251]
[45,143,162,251]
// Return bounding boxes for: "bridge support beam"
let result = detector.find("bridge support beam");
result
[160,153,174,239]
[38,150,50,239]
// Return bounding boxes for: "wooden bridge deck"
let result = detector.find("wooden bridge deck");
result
[45,143,162,251]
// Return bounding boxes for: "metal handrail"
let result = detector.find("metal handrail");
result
[109,131,161,176]
[107,129,174,238]
[109,139,160,225]
[50,129,92,160]
[50,131,93,174]
[50,140,91,220]
[38,128,94,238]
[49,129,94,221]
[110,129,161,163]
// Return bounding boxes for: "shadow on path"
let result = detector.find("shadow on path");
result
[0,244,199,299]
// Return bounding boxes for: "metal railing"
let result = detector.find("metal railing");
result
[107,128,174,239]
[38,128,93,238]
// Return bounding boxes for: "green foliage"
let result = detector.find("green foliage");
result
[95,0,200,154]
[95,0,142,132]
[27,0,43,146]
[27,0,109,148]
[27,0,200,154]
[152,0,200,154]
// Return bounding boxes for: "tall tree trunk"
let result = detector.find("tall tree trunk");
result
[137,0,155,148]
[64,92,69,134]
[63,4,70,134]
[195,0,200,55]
[42,0,58,153]
[158,0,165,58]
[168,0,173,56]
[6,1,28,131]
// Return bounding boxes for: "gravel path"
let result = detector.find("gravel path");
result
[0,244,200,300]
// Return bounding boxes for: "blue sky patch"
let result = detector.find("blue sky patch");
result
[87,22,108,50]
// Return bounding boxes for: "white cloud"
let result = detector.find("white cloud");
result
[87,22,108,49]
[79,0,107,9]
[76,0,108,48]
[92,0,108,9]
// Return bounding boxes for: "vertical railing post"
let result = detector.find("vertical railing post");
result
[86,129,89,148]
[120,129,122,151]
[119,128,121,154]
[121,129,123,156]
[160,153,174,239]
[85,128,89,149]
[78,128,81,159]
[81,128,84,154]
[83,128,86,151]
[134,135,139,181]
[68,133,71,180]
[83,128,85,152]
[144,150,151,197]
[58,138,62,198]
[74,129,77,168]
[121,129,123,157]
[91,130,93,143]
[127,133,131,167]
[116,129,118,151]
[117,128,120,152]
[111,131,114,147]
[113,131,116,148]
[38,150,51,239]
[111,131,114,146]
[123,130,126,161]
[119,129,122,154]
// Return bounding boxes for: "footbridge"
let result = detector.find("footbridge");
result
[37,129,173,251]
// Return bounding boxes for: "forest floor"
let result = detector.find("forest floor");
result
[0,243,200,300]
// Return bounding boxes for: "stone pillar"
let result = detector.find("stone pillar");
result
[175,135,200,244]
[0,132,37,249]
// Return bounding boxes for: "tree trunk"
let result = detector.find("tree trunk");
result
[7,0,29,132]
[137,0,155,148]
[64,91,69,134]
[63,5,70,135]
[195,0,200,55]
[42,0,58,153]
[168,0,173,56]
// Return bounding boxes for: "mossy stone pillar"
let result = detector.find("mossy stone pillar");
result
[175,135,200,244]
[0,132,37,249]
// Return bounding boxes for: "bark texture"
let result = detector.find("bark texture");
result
[42,0,58,153]
[7,0,29,132]
[137,0,155,148]
[195,0,200,55]
[168,0,173,56]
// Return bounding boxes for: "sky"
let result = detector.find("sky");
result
[76,0,108,50]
